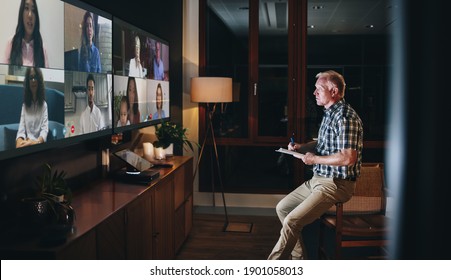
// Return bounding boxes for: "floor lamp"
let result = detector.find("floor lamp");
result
[191,77,252,233]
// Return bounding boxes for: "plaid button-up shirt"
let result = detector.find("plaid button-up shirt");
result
[314,99,363,179]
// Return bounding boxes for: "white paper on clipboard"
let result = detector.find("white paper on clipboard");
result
[275,147,305,157]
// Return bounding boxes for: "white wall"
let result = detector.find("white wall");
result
[182,0,284,209]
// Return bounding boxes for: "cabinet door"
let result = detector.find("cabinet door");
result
[126,190,153,259]
[174,195,193,253]
[174,167,185,210]
[174,202,185,252]
[184,194,193,238]
[174,167,185,252]
[153,178,174,259]
[96,210,126,259]
[56,230,97,259]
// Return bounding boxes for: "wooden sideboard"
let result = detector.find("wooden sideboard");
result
[0,156,193,259]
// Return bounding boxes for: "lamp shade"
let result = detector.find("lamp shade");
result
[190,77,233,103]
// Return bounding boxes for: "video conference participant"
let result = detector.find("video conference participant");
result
[128,36,144,78]
[126,76,141,124]
[153,83,165,119]
[16,67,48,148]
[116,96,130,127]
[79,11,101,73]
[3,0,49,68]
[153,41,164,80]
[79,74,105,134]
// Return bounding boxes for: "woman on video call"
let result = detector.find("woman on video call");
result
[153,83,166,119]
[79,11,101,73]
[126,77,141,124]
[16,67,49,148]
[3,0,49,68]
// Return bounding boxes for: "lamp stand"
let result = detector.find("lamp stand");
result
[193,103,253,233]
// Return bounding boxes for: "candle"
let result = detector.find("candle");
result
[143,142,154,160]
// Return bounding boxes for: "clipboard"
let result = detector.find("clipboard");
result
[275,147,305,157]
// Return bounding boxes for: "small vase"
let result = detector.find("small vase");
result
[154,147,166,160]
[164,143,174,156]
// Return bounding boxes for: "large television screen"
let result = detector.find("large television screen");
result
[0,0,113,160]
[112,17,170,134]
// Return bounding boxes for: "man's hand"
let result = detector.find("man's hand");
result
[288,142,298,151]
[297,152,315,165]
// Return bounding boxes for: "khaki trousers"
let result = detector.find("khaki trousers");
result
[268,175,355,260]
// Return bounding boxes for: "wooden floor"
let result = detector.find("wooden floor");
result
[175,212,281,260]
[175,208,384,260]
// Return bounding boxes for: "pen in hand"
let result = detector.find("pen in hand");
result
[290,133,295,148]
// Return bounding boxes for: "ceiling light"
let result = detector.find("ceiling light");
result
[365,24,375,29]
[238,6,249,10]
[308,25,315,29]
[312,5,323,10]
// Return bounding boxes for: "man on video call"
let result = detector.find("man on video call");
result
[79,74,105,134]
[153,41,164,80]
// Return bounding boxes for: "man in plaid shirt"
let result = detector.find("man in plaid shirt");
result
[268,70,363,260]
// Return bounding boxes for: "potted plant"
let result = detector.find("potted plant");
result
[36,163,72,204]
[153,121,198,158]
[20,164,75,227]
